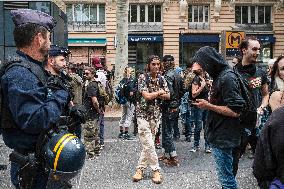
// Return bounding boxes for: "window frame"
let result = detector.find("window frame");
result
[235,5,272,24]
[128,4,162,23]
[188,4,210,23]
[66,3,106,24]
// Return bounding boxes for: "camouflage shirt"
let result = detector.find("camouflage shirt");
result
[136,73,169,121]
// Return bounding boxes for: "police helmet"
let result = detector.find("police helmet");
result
[44,131,86,176]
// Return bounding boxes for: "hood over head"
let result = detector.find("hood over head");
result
[193,46,229,79]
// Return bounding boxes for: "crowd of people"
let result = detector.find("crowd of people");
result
[0,8,284,189]
[114,38,284,188]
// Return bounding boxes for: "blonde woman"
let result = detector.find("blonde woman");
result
[118,67,136,140]
[132,55,170,184]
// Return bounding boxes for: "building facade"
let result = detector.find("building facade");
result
[62,0,284,70]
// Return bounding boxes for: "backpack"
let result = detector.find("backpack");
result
[115,78,128,105]
[105,80,113,103]
[97,81,111,105]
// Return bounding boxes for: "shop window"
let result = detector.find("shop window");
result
[129,4,162,23]
[235,6,272,24]
[66,4,105,24]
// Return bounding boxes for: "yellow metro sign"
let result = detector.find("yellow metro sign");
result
[226,31,245,49]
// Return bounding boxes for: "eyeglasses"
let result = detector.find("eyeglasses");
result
[84,72,91,75]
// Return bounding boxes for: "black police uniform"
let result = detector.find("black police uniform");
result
[1,9,70,189]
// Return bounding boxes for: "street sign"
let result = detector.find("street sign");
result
[226,31,245,49]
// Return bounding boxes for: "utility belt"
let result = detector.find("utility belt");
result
[9,150,40,189]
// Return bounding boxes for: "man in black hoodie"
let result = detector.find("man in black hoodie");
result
[192,46,246,189]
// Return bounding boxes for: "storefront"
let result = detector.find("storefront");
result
[68,38,106,66]
[128,35,163,71]
[179,34,220,68]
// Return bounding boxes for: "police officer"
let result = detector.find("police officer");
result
[159,55,185,166]
[0,9,71,188]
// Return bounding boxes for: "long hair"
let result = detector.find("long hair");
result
[271,55,284,90]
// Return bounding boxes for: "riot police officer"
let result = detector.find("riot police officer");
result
[0,9,74,189]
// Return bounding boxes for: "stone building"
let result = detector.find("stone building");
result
[62,0,284,70]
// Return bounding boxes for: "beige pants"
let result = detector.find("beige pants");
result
[136,118,160,171]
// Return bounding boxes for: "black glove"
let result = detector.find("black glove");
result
[69,105,87,124]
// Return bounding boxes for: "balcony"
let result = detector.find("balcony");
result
[188,22,210,30]
[235,23,273,32]
[68,21,106,32]
[128,22,163,32]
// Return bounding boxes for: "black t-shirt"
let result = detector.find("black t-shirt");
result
[235,64,269,111]
[191,75,209,100]
[83,81,99,119]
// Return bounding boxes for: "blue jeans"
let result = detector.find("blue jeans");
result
[212,147,238,189]
[162,109,178,154]
[98,112,105,145]
[180,106,193,138]
[192,106,203,147]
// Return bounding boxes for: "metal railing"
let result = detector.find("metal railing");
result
[128,22,163,32]
[68,21,105,32]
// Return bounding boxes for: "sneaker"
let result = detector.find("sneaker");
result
[94,151,101,156]
[100,144,105,150]
[155,143,162,149]
[124,133,133,140]
[132,168,143,182]
[205,148,212,153]
[118,133,124,138]
[189,146,199,153]
[158,155,168,161]
[152,170,162,184]
[163,156,180,167]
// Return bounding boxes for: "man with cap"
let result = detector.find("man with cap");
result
[0,9,71,188]
[159,55,185,166]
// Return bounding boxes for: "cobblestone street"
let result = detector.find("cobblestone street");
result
[0,114,258,189]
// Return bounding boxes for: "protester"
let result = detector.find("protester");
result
[118,67,136,140]
[190,63,211,153]
[192,46,246,189]
[83,67,101,157]
[253,106,284,189]
[159,55,185,167]
[234,37,269,162]
[132,55,170,184]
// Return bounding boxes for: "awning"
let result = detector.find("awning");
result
[254,35,275,43]
[68,38,106,46]
[180,35,220,43]
[128,35,163,42]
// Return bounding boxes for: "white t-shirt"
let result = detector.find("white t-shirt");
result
[96,70,107,88]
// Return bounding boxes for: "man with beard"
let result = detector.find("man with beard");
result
[0,9,71,188]
[159,55,184,166]
[192,46,246,189]
[234,37,269,163]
